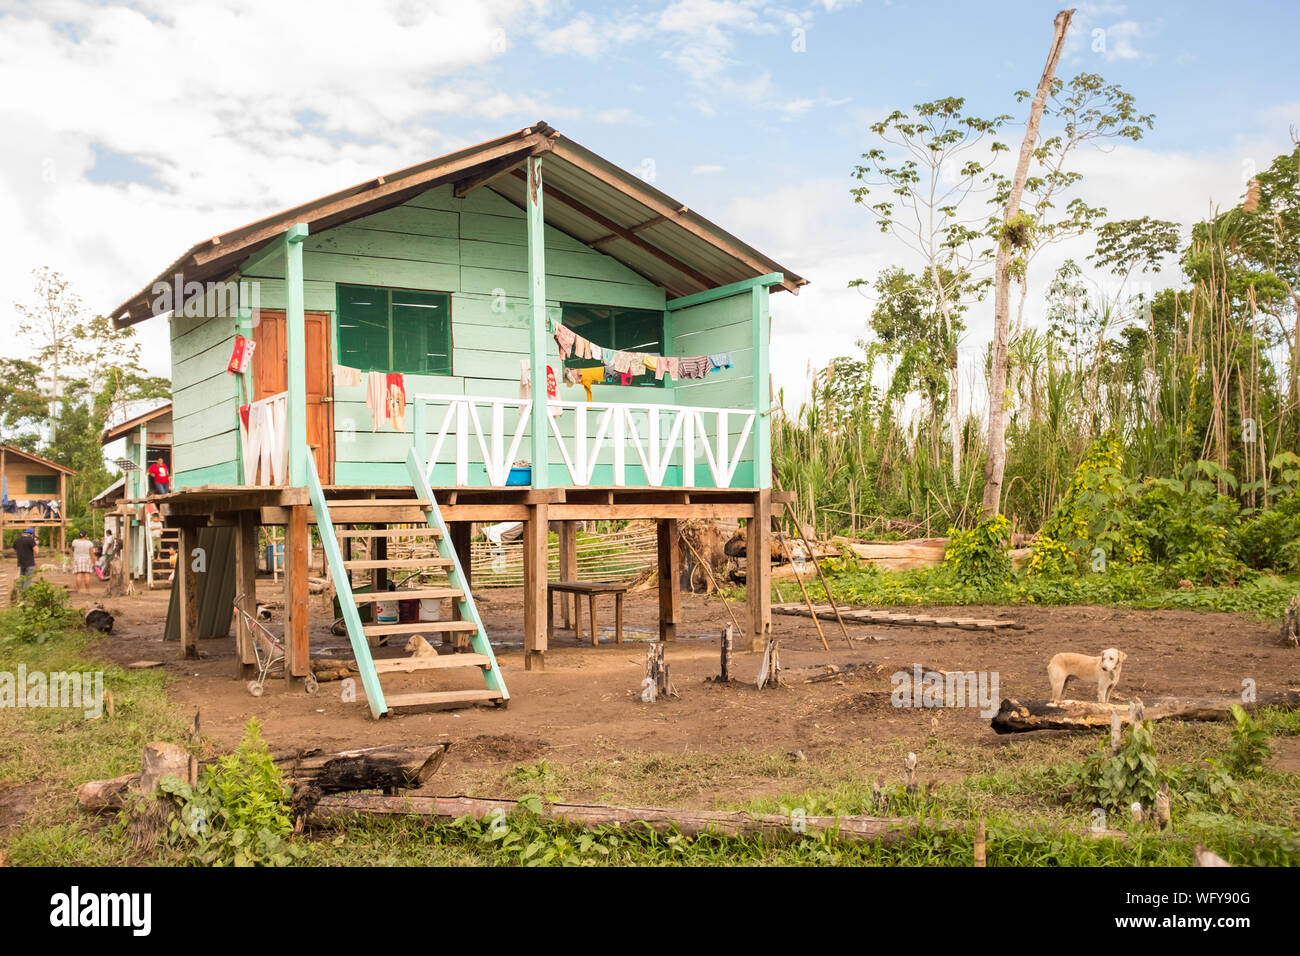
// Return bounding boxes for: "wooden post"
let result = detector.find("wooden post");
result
[719,624,734,682]
[57,470,67,552]
[449,521,473,651]
[746,490,772,651]
[234,511,258,677]
[119,507,133,596]
[657,518,680,642]
[178,524,199,659]
[558,520,577,628]
[523,502,548,670]
[526,154,549,490]
[285,222,310,487]
[285,506,310,680]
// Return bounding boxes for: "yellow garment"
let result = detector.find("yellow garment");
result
[579,366,606,402]
[643,355,658,372]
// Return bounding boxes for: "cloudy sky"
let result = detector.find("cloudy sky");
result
[2,0,1297,407]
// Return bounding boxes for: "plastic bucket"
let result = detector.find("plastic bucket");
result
[419,598,444,622]
[375,599,399,623]
[398,598,420,623]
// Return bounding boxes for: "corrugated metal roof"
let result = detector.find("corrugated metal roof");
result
[108,121,806,327]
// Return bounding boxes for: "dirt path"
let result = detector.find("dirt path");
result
[58,571,1300,794]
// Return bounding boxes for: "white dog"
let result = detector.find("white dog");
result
[405,635,438,658]
[1048,648,1127,703]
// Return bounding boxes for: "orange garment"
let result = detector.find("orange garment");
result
[579,366,606,402]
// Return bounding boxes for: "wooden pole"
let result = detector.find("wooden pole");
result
[284,222,310,488]
[784,534,829,652]
[657,518,680,642]
[57,470,67,552]
[234,511,258,677]
[285,505,310,680]
[178,524,199,659]
[523,501,548,670]
[782,501,853,647]
[745,489,772,651]
[558,520,577,628]
[526,155,549,490]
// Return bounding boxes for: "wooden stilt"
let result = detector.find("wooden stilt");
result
[523,502,548,670]
[178,524,199,660]
[558,520,577,629]
[234,511,258,678]
[285,505,310,680]
[746,489,772,652]
[369,523,387,648]
[657,518,680,642]
[449,521,473,650]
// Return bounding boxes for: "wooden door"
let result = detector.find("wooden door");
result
[253,310,334,483]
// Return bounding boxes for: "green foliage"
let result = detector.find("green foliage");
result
[944,514,1012,588]
[1224,705,1272,778]
[1059,720,1161,813]
[10,577,79,645]
[163,718,303,867]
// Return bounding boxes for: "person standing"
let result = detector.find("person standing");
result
[71,530,96,593]
[147,457,171,495]
[97,528,115,579]
[13,527,38,589]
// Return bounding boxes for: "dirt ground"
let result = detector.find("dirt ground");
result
[47,567,1300,793]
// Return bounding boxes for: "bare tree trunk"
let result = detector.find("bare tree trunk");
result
[981,8,1073,520]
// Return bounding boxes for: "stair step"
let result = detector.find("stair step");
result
[329,498,429,509]
[351,587,463,604]
[335,527,442,539]
[380,689,504,709]
[363,620,479,637]
[343,558,454,571]
[372,653,492,674]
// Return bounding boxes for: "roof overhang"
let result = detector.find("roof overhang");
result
[0,444,76,474]
[101,402,173,445]
[107,121,807,328]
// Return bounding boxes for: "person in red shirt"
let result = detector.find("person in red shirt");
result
[147,458,171,495]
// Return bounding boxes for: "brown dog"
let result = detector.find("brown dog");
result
[1048,648,1127,703]
[405,635,438,658]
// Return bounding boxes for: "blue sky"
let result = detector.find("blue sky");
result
[2,0,1297,406]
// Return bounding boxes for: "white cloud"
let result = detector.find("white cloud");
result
[692,164,727,174]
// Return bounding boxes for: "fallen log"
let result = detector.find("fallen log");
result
[306,793,1129,843]
[991,690,1300,734]
[78,743,449,813]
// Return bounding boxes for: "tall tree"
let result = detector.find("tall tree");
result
[853,97,1009,483]
[981,8,1073,519]
[14,266,87,441]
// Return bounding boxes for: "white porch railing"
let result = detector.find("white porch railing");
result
[240,390,288,486]
[411,394,756,489]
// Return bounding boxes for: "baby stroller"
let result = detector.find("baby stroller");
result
[233,593,318,697]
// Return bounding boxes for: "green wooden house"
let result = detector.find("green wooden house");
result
[106,122,806,714]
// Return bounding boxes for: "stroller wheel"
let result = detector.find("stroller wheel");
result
[330,618,347,636]
[247,680,265,698]
[304,675,319,695]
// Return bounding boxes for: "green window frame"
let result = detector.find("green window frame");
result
[560,304,665,388]
[25,474,58,495]
[336,283,452,375]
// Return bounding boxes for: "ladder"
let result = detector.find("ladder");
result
[149,528,180,589]
[306,446,509,719]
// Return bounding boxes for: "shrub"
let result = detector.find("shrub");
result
[163,718,303,867]
[10,576,79,645]
[944,514,1012,589]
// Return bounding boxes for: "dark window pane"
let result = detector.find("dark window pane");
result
[560,303,663,388]
[26,474,58,495]
[337,284,452,375]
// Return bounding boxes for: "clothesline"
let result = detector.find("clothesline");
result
[553,323,731,395]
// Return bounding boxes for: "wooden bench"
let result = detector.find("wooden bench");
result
[547,581,627,646]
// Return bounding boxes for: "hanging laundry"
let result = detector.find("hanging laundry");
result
[643,355,659,373]
[366,371,389,430]
[679,356,710,380]
[589,343,602,362]
[546,365,558,400]
[612,351,633,374]
[619,372,633,386]
[333,364,363,387]
[574,335,591,360]
[708,352,733,371]
[519,358,531,399]
[564,367,582,386]
[657,356,679,381]
[577,366,605,401]
[386,372,407,431]
[628,354,646,377]
[554,324,576,359]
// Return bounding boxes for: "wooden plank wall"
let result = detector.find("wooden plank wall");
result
[667,291,756,488]
[170,289,241,487]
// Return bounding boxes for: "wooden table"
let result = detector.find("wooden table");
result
[547,581,627,646]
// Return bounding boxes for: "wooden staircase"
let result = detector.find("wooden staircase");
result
[306,449,509,718]
[149,528,180,588]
